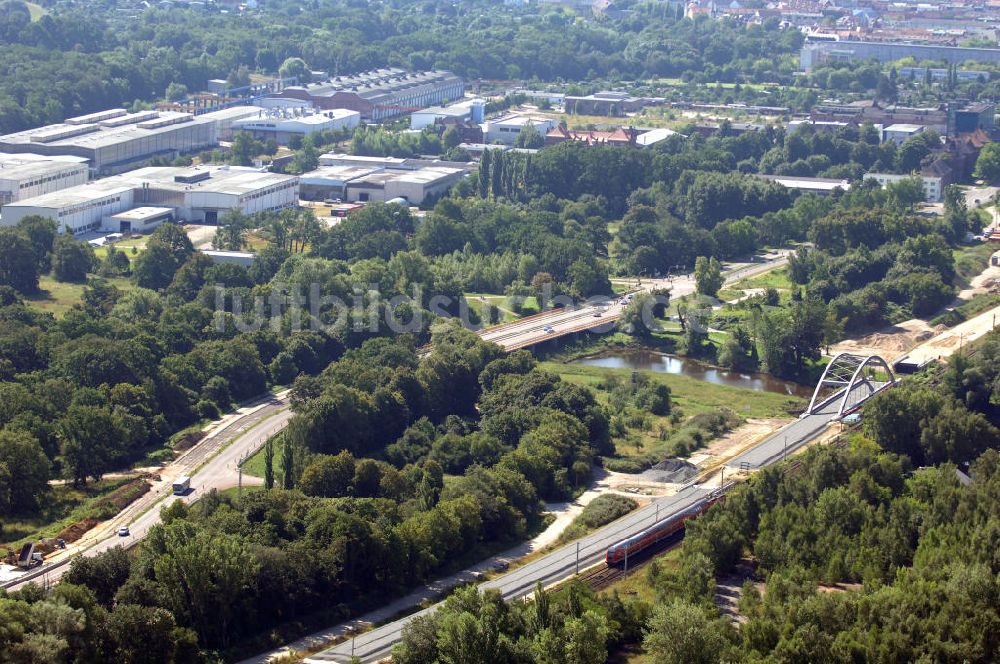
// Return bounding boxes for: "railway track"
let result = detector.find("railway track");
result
[577,564,625,591]
[574,530,687,592]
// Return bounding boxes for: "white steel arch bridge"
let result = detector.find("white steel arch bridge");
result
[806,352,897,417]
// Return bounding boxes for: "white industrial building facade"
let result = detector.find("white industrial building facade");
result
[0,154,90,205]
[1,166,299,234]
[483,115,559,145]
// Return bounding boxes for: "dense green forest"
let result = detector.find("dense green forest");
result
[6,342,1000,660]
[391,376,1000,663]
[4,0,1000,135]
[0,326,626,658]
[1,0,998,659]
[0,0,804,133]
[0,117,982,518]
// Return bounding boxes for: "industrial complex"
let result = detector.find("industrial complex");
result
[272,68,464,121]
[0,107,263,175]
[1,165,299,234]
[230,108,361,143]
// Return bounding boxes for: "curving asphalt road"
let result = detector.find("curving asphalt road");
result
[2,393,292,592]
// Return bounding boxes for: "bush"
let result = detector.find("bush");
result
[557,494,638,544]
[602,453,661,473]
[195,399,220,420]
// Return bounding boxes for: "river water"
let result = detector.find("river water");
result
[573,349,812,398]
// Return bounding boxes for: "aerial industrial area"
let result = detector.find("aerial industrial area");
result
[1,0,1000,662]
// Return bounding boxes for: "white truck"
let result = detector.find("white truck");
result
[172,476,191,495]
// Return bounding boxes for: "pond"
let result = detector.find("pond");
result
[573,349,812,398]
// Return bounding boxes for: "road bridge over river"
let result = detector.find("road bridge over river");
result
[479,253,789,351]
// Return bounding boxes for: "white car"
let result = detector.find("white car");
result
[543,325,554,333]
[118,526,130,537]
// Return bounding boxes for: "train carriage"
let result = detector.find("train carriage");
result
[606,494,723,565]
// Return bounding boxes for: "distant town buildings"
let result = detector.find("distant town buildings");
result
[545,126,640,147]
[271,68,464,122]
[801,41,1000,71]
[810,101,949,135]
[807,100,996,140]
[950,103,996,136]
[898,67,990,84]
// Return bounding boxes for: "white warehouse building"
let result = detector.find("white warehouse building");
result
[410,99,485,130]
[344,166,465,205]
[231,108,361,144]
[1,165,299,234]
[483,115,559,145]
[864,172,943,203]
[0,107,264,175]
[0,153,90,205]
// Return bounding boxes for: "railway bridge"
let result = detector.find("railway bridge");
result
[806,352,897,417]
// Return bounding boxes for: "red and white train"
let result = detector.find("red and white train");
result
[605,493,724,565]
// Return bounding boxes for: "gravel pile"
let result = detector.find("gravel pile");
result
[639,458,699,484]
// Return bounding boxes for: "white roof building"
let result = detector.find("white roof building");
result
[882,123,926,144]
[483,115,559,145]
[1,165,298,234]
[758,174,851,196]
[231,109,361,143]
[635,127,683,147]
[0,106,264,174]
[0,153,90,205]
[344,166,465,205]
[202,249,255,266]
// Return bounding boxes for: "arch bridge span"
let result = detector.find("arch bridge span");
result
[806,352,897,417]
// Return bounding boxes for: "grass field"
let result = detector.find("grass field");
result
[556,494,638,545]
[464,293,522,323]
[242,443,273,479]
[464,292,541,318]
[545,362,801,421]
[953,242,995,286]
[543,360,800,468]
[730,266,794,292]
[25,275,133,317]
